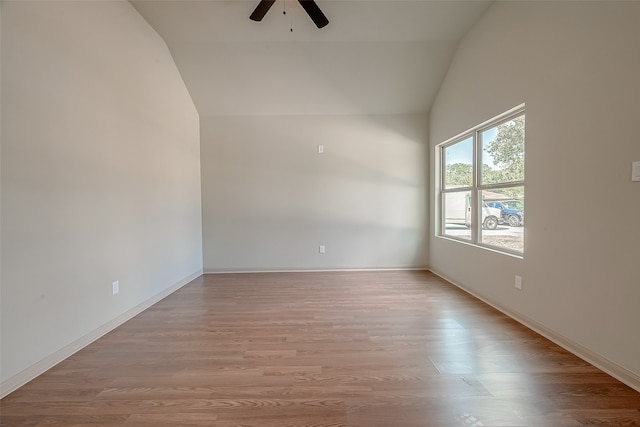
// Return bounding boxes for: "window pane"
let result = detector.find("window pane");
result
[480,187,524,253]
[444,136,473,189]
[443,191,472,240]
[481,115,525,185]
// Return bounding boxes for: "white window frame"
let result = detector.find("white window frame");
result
[437,105,525,256]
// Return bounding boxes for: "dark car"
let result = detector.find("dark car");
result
[485,200,524,227]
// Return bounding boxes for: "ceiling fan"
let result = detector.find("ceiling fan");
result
[250,0,329,29]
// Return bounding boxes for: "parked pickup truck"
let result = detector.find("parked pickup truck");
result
[485,200,524,227]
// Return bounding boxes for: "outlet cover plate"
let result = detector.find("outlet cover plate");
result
[515,275,522,290]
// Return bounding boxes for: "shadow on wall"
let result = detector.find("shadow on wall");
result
[201,114,429,271]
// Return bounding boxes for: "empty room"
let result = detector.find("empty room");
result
[1,0,639,426]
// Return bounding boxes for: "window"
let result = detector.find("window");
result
[438,106,525,255]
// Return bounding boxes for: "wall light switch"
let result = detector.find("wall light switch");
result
[632,161,640,182]
[318,145,324,154]
[112,281,120,295]
[319,245,326,254]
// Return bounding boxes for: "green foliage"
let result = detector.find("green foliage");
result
[484,116,525,184]
[482,163,503,184]
[501,186,524,199]
[445,162,472,187]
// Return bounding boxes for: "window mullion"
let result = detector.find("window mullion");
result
[479,181,525,191]
[473,130,481,244]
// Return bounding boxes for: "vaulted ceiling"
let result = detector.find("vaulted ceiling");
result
[131,0,492,116]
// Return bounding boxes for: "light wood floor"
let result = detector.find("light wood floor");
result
[2,271,639,426]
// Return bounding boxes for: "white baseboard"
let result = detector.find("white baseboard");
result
[203,267,429,274]
[428,268,640,393]
[0,269,202,399]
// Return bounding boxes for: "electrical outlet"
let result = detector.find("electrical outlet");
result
[319,245,325,254]
[318,144,324,154]
[515,275,522,290]
[112,280,120,295]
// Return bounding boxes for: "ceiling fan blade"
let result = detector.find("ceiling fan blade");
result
[250,0,276,22]
[298,0,329,28]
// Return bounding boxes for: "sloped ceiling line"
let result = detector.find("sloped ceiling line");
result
[130,0,492,116]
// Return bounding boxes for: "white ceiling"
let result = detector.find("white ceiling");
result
[131,0,492,116]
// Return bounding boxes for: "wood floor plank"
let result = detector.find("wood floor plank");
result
[2,271,639,426]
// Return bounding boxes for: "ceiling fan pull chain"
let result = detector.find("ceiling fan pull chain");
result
[287,0,294,32]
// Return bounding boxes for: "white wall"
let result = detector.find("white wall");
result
[0,1,202,391]
[201,114,428,272]
[430,1,640,388]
